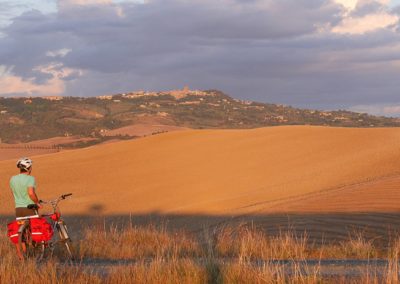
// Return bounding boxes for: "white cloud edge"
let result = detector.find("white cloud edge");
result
[349,103,400,117]
[0,63,83,96]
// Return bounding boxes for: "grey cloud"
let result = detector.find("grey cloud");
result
[0,0,399,114]
[351,1,387,17]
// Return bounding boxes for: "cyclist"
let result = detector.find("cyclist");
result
[10,157,42,216]
[10,157,42,259]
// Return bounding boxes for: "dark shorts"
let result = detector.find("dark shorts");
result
[15,207,37,218]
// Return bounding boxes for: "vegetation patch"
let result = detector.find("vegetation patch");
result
[1,90,399,143]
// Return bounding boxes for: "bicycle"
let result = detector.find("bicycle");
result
[16,193,74,261]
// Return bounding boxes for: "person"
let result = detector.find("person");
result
[10,157,41,217]
[10,157,41,259]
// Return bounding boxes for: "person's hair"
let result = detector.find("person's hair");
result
[20,168,29,173]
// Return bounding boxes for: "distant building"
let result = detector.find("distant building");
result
[41,96,63,101]
[97,95,113,100]
[166,86,213,99]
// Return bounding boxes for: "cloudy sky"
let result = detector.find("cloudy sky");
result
[0,0,400,116]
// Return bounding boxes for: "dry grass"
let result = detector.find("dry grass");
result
[107,260,206,284]
[214,224,382,260]
[78,223,201,259]
[1,222,400,283]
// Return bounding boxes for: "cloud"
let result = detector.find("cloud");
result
[0,58,83,96]
[349,104,400,117]
[383,105,400,115]
[331,0,399,34]
[334,0,358,10]
[46,48,72,58]
[0,0,399,115]
[0,65,65,96]
[334,0,392,12]
[332,12,398,34]
[65,0,112,4]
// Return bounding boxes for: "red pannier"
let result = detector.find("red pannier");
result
[7,221,21,244]
[30,217,53,242]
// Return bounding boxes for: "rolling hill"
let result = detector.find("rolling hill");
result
[1,126,399,220]
[1,89,399,143]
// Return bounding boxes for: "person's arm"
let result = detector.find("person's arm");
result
[28,187,41,207]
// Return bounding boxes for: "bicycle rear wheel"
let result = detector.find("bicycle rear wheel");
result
[17,222,30,260]
[17,222,45,261]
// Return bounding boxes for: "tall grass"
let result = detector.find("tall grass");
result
[1,221,400,283]
[78,223,201,259]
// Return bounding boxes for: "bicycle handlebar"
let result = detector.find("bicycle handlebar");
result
[61,193,72,199]
[40,193,73,205]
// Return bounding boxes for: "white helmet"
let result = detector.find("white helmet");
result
[16,157,33,170]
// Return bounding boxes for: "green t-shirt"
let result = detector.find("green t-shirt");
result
[10,174,37,208]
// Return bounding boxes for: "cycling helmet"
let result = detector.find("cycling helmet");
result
[16,157,33,170]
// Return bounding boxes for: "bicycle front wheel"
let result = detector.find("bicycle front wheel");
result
[56,221,75,260]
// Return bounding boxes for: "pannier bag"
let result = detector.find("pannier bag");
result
[30,217,54,242]
[7,221,21,244]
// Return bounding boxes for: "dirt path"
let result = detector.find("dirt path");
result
[70,258,396,278]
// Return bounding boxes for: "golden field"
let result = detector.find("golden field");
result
[0,126,399,217]
[1,126,400,283]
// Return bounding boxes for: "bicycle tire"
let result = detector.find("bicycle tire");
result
[17,222,30,260]
[17,221,45,261]
[56,222,75,260]
[34,241,46,262]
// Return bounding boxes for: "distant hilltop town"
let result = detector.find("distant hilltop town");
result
[13,86,207,101]
[97,86,213,100]
[1,88,399,143]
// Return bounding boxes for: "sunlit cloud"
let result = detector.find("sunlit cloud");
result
[33,62,83,80]
[350,104,400,117]
[0,63,82,96]
[334,0,392,11]
[334,0,358,11]
[0,74,64,96]
[330,0,399,34]
[60,0,112,5]
[46,48,72,58]
[332,12,399,34]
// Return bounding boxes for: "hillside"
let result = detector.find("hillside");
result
[1,89,399,143]
[0,126,400,218]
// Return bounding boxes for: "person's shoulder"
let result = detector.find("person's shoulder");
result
[26,175,36,181]
[9,174,21,185]
[10,174,19,181]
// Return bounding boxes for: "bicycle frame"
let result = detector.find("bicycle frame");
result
[40,194,73,254]
[41,194,71,228]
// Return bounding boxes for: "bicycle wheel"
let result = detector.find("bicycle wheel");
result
[17,222,30,260]
[56,221,75,260]
[33,241,46,262]
[17,221,45,261]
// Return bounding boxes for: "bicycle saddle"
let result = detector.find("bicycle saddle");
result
[27,204,39,210]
